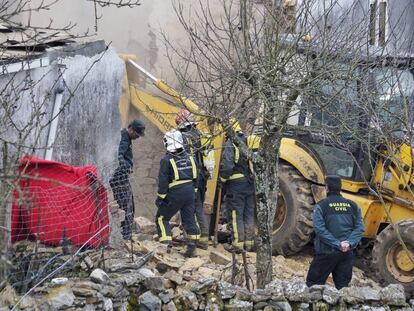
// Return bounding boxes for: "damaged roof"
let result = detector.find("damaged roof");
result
[0,23,107,74]
[0,23,75,63]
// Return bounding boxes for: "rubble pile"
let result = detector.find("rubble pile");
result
[1,216,413,310]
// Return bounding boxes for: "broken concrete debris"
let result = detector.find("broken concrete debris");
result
[1,216,411,311]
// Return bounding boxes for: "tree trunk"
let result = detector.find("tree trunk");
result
[0,142,9,281]
[255,133,281,288]
[0,142,13,282]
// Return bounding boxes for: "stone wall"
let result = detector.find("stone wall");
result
[131,116,164,220]
[2,227,413,311]
[2,251,412,311]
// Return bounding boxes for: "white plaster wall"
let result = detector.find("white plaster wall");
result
[0,65,57,163]
[0,47,124,180]
[52,47,124,176]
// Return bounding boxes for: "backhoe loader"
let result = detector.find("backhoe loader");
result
[117,52,414,295]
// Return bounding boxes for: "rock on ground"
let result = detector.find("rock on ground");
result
[139,291,162,311]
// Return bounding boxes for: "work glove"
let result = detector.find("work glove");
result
[218,177,227,189]
[155,197,167,208]
[201,168,210,180]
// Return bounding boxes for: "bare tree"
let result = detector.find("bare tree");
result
[164,0,414,290]
[0,0,141,286]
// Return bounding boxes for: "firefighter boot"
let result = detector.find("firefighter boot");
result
[244,240,255,252]
[197,236,209,250]
[184,242,197,258]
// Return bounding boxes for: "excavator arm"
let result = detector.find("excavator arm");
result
[119,55,180,133]
[118,54,224,215]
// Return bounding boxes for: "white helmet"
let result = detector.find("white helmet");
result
[163,130,184,152]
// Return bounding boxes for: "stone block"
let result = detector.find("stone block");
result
[90,269,110,284]
[176,289,199,310]
[265,279,285,300]
[283,281,309,302]
[143,276,165,291]
[268,300,292,311]
[138,291,161,311]
[341,287,380,305]
[163,270,183,285]
[322,286,340,305]
[47,287,76,310]
[209,250,231,265]
[190,278,217,294]
[218,281,237,300]
[380,284,406,307]
[225,299,253,311]
[134,216,157,234]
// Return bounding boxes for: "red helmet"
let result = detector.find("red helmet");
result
[175,109,195,129]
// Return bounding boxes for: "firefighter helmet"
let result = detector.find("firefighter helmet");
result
[175,109,196,129]
[163,130,184,152]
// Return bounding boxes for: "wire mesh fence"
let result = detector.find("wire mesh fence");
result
[6,156,148,295]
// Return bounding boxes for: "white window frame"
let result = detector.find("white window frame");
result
[369,0,389,47]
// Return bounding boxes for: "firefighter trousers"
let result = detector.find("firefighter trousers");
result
[225,179,255,249]
[156,184,200,243]
[195,175,209,240]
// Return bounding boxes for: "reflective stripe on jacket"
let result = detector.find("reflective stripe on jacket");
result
[181,127,205,169]
[219,132,251,182]
[157,151,197,198]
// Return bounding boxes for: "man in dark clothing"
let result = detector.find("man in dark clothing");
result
[155,129,200,257]
[175,109,210,249]
[110,119,145,240]
[306,175,365,289]
[219,119,255,252]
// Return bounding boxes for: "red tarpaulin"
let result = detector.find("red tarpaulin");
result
[11,156,109,248]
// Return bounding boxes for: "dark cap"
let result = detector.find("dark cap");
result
[325,175,341,192]
[129,119,145,136]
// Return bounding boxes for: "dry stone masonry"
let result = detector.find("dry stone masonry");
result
[1,267,412,310]
[1,217,413,311]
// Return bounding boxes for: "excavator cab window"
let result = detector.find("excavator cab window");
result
[297,59,414,182]
[307,141,374,182]
[309,142,355,178]
[299,63,373,181]
[369,67,414,136]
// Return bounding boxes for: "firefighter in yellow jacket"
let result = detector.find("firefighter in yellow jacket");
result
[175,109,210,249]
[155,129,200,257]
[219,120,255,252]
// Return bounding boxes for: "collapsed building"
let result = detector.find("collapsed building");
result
[0,25,125,247]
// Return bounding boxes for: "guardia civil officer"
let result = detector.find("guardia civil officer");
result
[219,119,255,252]
[155,129,200,257]
[175,109,210,249]
[306,175,365,289]
[109,119,145,240]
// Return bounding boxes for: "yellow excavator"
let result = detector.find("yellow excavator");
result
[117,53,414,295]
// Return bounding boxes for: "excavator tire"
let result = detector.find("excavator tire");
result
[272,162,314,255]
[372,220,414,298]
